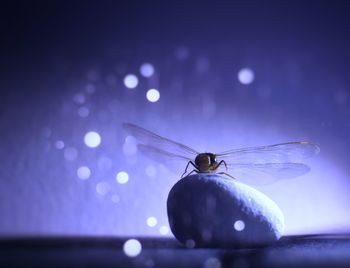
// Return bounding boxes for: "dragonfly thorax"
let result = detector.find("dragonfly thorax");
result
[195,153,217,172]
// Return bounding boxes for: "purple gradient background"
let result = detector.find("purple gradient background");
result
[0,0,350,237]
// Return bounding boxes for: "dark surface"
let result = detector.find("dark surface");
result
[1,235,350,268]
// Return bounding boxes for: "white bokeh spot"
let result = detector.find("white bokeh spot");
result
[116,171,129,184]
[123,239,142,257]
[234,220,245,231]
[159,225,169,235]
[84,131,101,148]
[147,217,158,227]
[238,68,255,85]
[124,74,139,89]
[146,89,160,102]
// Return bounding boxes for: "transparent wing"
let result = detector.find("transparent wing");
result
[123,123,198,160]
[137,144,192,163]
[228,162,311,185]
[217,141,320,164]
[137,144,192,173]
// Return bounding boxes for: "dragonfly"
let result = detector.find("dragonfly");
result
[122,123,320,184]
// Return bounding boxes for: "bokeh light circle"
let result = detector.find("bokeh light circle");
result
[55,140,65,150]
[116,171,129,184]
[77,166,91,180]
[96,182,110,195]
[140,63,155,77]
[123,239,142,257]
[124,74,139,89]
[73,93,85,104]
[77,106,89,118]
[146,89,160,102]
[204,257,222,268]
[145,165,157,178]
[159,225,169,235]
[84,131,101,148]
[185,239,196,248]
[238,68,255,85]
[147,217,158,227]
[234,220,245,231]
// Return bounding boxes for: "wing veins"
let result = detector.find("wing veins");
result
[216,141,320,164]
[123,123,198,157]
[228,162,311,185]
[138,144,193,161]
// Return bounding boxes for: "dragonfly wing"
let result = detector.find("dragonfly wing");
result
[217,141,320,164]
[137,144,192,162]
[228,163,311,185]
[123,123,198,159]
[137,144,191,173]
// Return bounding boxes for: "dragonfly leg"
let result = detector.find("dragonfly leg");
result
[216,160,228,171]
[218,172,236,180]
[186,169,198,177]
[181,161,197,178]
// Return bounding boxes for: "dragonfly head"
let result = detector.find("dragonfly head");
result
[195,153,217,172]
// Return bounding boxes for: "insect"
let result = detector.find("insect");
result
[122,123,320,184]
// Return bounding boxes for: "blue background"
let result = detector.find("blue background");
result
[0,0,350,236]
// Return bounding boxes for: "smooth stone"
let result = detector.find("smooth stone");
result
[167,174,284,247]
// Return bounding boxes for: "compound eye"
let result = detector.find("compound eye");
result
[208,155,215,164]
